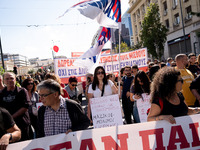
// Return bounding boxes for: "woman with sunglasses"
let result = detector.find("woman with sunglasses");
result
[87,66,118,122]
[147,67,200,124]
[22,78,39,138]
[130,70,150,123]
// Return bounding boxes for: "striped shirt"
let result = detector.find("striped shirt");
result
[44,98,72,136]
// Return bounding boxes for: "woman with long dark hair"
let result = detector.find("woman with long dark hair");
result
[130,70,150,123]
[87,66,118,122]
[22,78,39,138]
[147,67,200,124]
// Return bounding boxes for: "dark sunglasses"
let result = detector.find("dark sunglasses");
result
[71,84,77,87]
[97,71,104,75]
[28,83,34,85]
[177,78,183,84]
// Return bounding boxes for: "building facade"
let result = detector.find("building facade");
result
[128,0,200,59]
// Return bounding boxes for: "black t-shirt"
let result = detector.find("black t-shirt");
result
[0,87,31,127]
[190,75,200,95]
[152,92,188,117]
[188,65,200,74]
[0,107,15,138]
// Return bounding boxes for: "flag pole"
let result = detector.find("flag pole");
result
[111,29,114,73]
[118,27,121,95]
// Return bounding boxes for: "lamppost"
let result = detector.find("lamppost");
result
[179,0,188,53]
[0,35,5,70]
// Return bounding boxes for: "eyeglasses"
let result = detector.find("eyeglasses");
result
[97,71,104,75]
[177,78,183,84]
[28,83,34,85]
[71,84,77,87]
[39,92,54,98]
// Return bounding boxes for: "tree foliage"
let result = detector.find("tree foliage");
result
[0,67,4,75]
[140,3,168,59]
[116,41,131,53]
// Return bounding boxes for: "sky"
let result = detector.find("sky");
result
[0,0,129,59]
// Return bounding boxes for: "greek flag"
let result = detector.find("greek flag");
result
[60,0,121,28]
[73,27,111,72]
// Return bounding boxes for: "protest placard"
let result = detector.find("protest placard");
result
[136,93,151,122]
[90,94,123,128]
[54,48,148,84]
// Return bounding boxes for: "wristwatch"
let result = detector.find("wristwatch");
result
[7,133,12,141]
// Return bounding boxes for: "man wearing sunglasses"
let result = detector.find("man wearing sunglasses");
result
[65,76,82,104]
[37,79,90,138]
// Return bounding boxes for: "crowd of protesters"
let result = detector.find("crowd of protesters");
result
[0,53,200,149]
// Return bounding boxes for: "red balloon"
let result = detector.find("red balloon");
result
[53,45,59,52]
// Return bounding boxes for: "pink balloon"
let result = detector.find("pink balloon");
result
[53,45,59,52]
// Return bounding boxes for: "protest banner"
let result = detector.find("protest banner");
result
[136,93,151,123]
[54,48,148,84]
[90,94,123,128]
[7,114,200,150]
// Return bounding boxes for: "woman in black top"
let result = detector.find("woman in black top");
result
[147,67,200,124]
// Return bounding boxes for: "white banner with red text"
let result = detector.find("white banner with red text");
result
[54,48,148,83]
[7,114,200,150]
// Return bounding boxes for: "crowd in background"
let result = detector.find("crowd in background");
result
[0,53,200,149]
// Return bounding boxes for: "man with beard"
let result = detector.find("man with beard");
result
[175,54,196,106]
[122,66,134,124]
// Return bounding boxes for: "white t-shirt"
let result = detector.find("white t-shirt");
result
[88,80,114,98]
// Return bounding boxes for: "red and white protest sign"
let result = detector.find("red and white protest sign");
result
[90,94,123,128]
[7,114,200,150]
[54,48,148,84]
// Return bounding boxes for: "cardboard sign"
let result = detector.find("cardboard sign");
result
[136,93,151,122]
[90,94,123,128]
[36,102,43,110]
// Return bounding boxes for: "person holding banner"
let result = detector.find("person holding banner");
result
[130,71,150,123]
[87,66,118,123]
[37,79,90,138]
[147,67,200,124]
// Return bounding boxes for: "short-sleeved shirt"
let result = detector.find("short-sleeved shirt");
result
[0,107,15,138]
[152,92,188,117]
[177,68,196,106]
[88,80,114,98]
[0,87,31,127]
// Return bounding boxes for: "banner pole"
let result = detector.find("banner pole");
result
[118,28,121,95]
[111,29,114,73]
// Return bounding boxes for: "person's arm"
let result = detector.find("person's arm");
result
[0,124,21,150]
[66,100,90,132]
[188,107,200,115]
[12,108,28,119]
[87,93,94,123]
[147,103,176,124]
[191,89,200,103]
